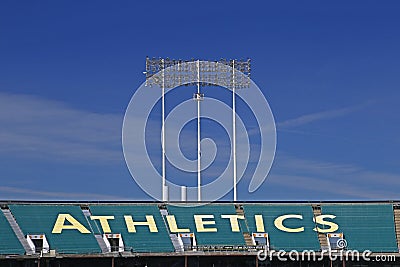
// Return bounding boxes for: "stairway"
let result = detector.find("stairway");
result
[81,207,109,253]
[170,234,184,252]
[1,208,34,254]
[235,205,254,246]
[393,206,400,250]
[159,206,184,252]
[312,205,329,250]
[94,234,110,253]
[243,232,254,246]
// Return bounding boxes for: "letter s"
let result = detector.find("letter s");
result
[313,215,339,233]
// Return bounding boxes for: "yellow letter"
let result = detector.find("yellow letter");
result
[124,215,158,233]
[313,215,339,233]
[52,214,90,234]
[255,215,265,232]
[90,216,114,233]
[274,214,304,233]
[166,215,190,233]
[194,215,217,232]
[221,215,244,232]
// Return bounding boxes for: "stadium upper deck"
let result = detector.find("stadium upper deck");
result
[0,201,399,258]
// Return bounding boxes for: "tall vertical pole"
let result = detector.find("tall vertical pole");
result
[232,60,237,202]
[197,60,201,202]
[161,59,167,201]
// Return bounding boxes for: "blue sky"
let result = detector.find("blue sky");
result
[0,1,399,201]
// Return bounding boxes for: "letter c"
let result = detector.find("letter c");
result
[274,214,304,233]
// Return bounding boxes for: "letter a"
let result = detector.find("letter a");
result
[52,214,90,234]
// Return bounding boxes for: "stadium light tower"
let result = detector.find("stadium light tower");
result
[145,58,251,202]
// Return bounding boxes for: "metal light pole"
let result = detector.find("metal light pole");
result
[196,60,202,201]
[232,60,237,201]
[161,59,167,201]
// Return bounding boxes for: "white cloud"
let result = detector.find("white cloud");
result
[0,93,123,163]
[268,174,399,199]
[0,186,128,200]
[267,154,400,199]
[277,104,368,129]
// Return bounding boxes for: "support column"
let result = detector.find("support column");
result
[232,60,237,201]
[181,186,187,202]
[161,59,167,201]
[197,60,201,202]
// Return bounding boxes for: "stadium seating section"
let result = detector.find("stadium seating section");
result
[0,211,25,254]
[1,202,399,255]
[167,204,246,246]
[9,205,101,254]
[321,204,398,252]
[89,204,174,252]
[243,204,321,251]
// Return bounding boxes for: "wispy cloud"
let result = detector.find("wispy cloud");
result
[277,104,369,129]
[267,153,400,199]
[0,186,128,200]
[268,174,399,199]
[0,93,123,163]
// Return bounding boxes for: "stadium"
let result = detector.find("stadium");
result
[1,53,399,267]
[2,0,400,266]
[1,201,400,266]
